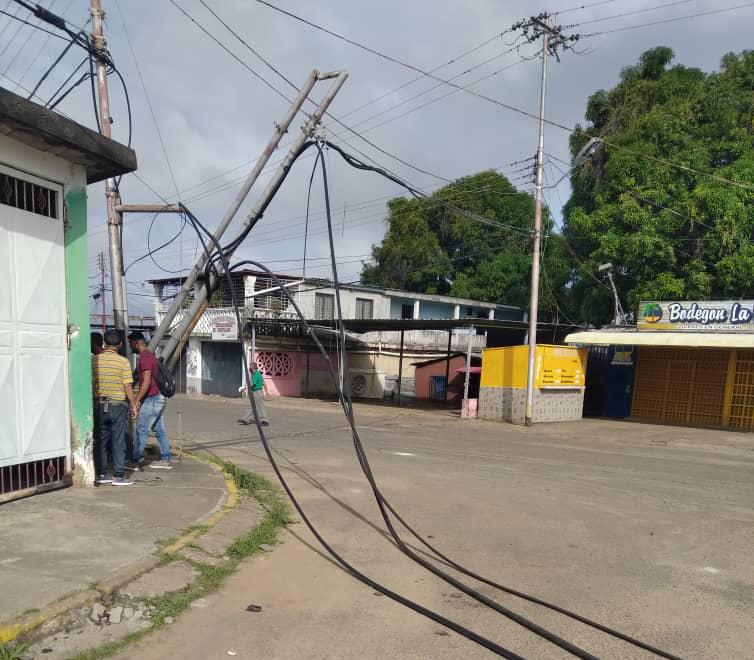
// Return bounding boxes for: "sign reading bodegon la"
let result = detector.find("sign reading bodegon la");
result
[638,301,754,332]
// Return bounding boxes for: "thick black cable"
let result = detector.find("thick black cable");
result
[0,7,70,42]
[45,57,88,108]
[125,210,187,275]
[315,142,599,660]
[212,139,682,660]
[87,51,100,132]
[174,210,527,659]
[26,30,80,100]
[196,148,591,657]
[319,143,684,660]
[302,147,318,278]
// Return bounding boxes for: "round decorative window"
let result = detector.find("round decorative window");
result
[256,351,293,378]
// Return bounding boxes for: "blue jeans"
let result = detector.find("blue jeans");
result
[94,400,128,478]
[134,394,170,462]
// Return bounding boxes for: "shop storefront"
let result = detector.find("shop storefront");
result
[566,300,754,430]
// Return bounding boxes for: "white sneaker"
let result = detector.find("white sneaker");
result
[112,476,134,486]
[149,460,173,470]
[96,474,112,484]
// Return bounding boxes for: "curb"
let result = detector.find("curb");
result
[0,454,241,646]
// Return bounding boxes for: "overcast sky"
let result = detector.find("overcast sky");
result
[1,0,752,315]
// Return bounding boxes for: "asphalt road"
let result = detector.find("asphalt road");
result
[117,394,754,660]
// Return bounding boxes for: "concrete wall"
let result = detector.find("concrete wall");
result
[418,300,453,320]
[64,185,92,485]
[293,284,390,319]
[185,336,202,394]
[479,387,585,424]
[0,133,92,485]
[415,356,466,400]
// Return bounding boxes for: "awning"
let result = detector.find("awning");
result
[455,366,482,374]
[565,331,754,348]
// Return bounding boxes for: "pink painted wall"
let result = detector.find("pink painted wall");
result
[252,350,301,397]
[415,356,466,400]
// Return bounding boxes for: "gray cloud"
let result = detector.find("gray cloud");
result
[1,0,751,315]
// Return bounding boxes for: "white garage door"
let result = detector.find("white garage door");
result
[0,163,70,497]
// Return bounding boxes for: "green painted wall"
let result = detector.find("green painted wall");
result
[64,186,93,485]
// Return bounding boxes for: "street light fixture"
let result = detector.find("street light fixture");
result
[545,137,604,188]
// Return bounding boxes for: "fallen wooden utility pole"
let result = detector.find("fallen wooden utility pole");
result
[157,70,349,368]
[147,69,321,354]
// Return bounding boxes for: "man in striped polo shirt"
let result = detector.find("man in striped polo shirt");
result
[93,329,139,486]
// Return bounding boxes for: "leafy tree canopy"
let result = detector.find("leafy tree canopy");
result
[564,47,754,324]
[361,170,570,312]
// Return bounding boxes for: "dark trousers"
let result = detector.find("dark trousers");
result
[94,400,128,478]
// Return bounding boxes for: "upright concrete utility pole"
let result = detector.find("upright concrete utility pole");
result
[90,0,128,345]
[524,19,549,427]
[98,251,106,334]
[158,71,349,368]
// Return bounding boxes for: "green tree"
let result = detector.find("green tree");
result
[361,171,572,313]
[564,47,754,324]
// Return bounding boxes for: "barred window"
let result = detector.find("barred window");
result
[253,276,291,312]
[0,171,58,219]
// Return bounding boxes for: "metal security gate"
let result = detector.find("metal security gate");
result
[0,165,70,502]
[631,347,728,427]
[201,341,242,397]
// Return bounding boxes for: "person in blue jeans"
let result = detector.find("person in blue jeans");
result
[128,332,172,470]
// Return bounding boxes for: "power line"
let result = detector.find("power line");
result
[566,0,699,27]
[172,0,452,185]
[14,0,76,89]
[254,0,573,131]
[253,0,754,195]
[166,0,294,104]
[553,0,620,15]
[138,28,515,204]
[114,0,180,198]
[584,1,754,35]
[0,6,68,43]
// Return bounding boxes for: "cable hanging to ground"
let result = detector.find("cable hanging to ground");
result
[176,205,527,659]
[174,138,683,659]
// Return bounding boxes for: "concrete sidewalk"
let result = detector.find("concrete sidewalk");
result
[0,454,227,626]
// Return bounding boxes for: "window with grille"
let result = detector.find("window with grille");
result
[209,274,245,308]
[401,303,414,319]
[0,171,58,219]
[355,298,374,320]
[253,276,291,312]
[315,293,335,320]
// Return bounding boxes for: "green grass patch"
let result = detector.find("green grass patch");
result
[0,643,27,660]
[65,459,290,660]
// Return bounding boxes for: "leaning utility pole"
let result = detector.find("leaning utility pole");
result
[154,71,349,368]
[146,70,322,355]
[90,0,128,345]
[516,14,581,426]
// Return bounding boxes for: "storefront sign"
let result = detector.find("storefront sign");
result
[211,315,238,340]
[638,300,754,332]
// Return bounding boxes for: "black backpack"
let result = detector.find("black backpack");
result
[154,356,176,398]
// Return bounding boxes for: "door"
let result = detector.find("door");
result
[0,164,70,495]
[603,347,635,418]
[201,341,242,397]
